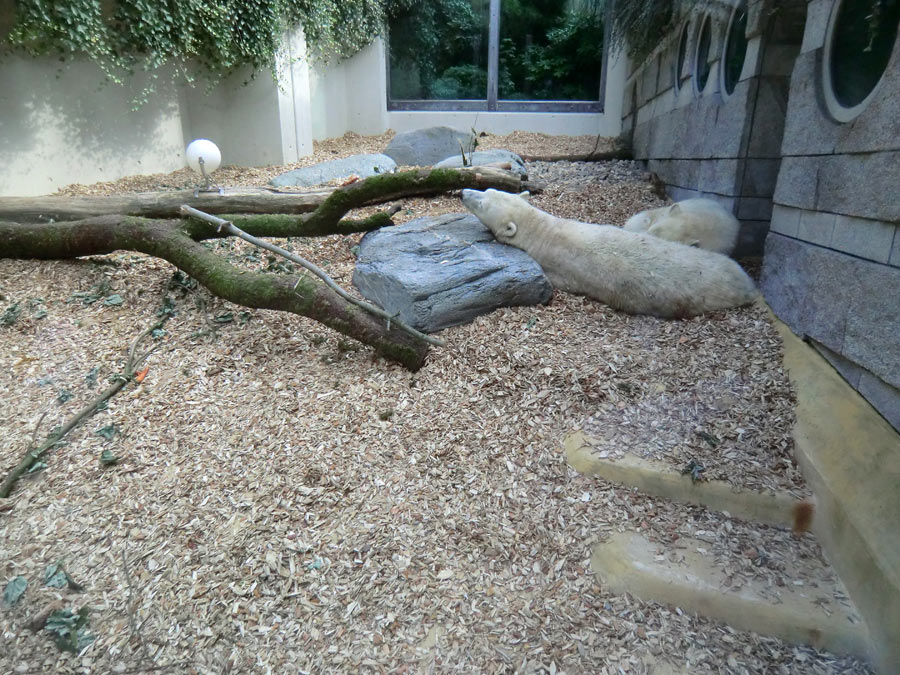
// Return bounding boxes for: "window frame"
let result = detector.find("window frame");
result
[719,1,748,99]
[673,19,691,94]
[385,0,607,112]
[821,0,899,123]
[693,13,713,97]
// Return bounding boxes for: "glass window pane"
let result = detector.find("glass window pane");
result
[388,0,490,100]
[498,0,604,101]
[695,16,712,93]
[723,2,748,95]
[830,0,900,108]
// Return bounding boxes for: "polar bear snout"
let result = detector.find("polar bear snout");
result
[460,189,483,210]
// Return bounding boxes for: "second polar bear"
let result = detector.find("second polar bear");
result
[460,188,756,319]
[624,198,739,256]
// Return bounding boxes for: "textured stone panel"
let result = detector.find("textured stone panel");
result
[699,159,740,195]
[844,281,900,388]
[633,120,651,159]
[737,197,773,221]
[740,158,780,197]
[834,50,900,155]
[798,210,836,246]
[801,0,833,53]
[858,372,900,432]
[747,77,790,158]
[649,158,701,189]
[769,204,801,237]
[830,215,896,264]
[735,219,770,257]
[658,47,676,93]
[812,341,864,389]
[762,233,900,389]
[762,45,802,77]
[704,81,756,159]
[773,155,820,210]
[746,0,767,39]
[780,52,840,156]
[638,55,658,106]
[667,185,703,202]
[817,152,900,223]
[891,231,900,267]
[762,233,854,357]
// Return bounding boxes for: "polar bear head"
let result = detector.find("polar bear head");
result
[461,188,531,242]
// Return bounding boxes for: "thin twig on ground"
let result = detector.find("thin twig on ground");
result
[0,317,168,498]
[179,205,445,348]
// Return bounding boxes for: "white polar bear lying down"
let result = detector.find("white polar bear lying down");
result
[624,198,739,256]
[461,188,756,319]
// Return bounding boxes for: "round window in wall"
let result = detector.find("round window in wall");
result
[694,15,713,94]
[722,2,748,96]
[824,0,900,121]
[674,21,690,92]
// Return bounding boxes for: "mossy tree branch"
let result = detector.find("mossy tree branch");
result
[1,168,524,370]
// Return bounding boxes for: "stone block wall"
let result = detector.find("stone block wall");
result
[761,0,900,431]
[623,0,806,256]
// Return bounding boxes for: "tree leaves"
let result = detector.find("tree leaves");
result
[2,576,27,606]
[44,606,94,653]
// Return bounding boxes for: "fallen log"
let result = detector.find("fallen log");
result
[0,166,536,223]
[1,167,525,370]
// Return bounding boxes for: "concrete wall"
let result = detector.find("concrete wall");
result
[309,39,388,140]
[760,0,900,432]
[181,28,313,168]
[0,55,186,196]
[0,28,314,197]
[624,0,806,255]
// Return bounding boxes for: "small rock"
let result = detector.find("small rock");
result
[383,127,476,166]
[352,213,552,333]
[434,149,527,178]
[270,153,395,187]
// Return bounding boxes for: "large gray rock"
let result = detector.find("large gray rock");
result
[434,149,528,178]
[383,127,476,167]
[270,153,395,187]
[352,213,553,333]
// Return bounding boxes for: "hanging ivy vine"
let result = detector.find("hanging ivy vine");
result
[1,0,387,95]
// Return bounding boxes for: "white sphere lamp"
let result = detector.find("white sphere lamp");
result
[185,139,222,194]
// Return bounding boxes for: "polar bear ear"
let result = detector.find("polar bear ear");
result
[517,191,531,201]
[668,203,681,215]
[500,221,518,238]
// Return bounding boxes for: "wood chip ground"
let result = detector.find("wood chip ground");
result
[0,132,872,674]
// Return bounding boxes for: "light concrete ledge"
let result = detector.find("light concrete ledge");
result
[776,315,900,673]
[592,531,870,660]
[565,432,808,529]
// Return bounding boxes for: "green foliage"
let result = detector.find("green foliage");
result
[0,303,22,327]
[502,7,605,100]
[2,0,388,97]
[2,576,27,606]
[605,0,681,61]
[99,449,120,465]
[388,0,603,102]
[44,606,94,653]
[95,424,119,441]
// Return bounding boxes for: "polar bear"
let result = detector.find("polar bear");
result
[460,188,756,318]
[624,198,739,256]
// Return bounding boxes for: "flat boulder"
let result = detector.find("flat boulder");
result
[383,127,476,167]
[434,149,527,178]
[270,153,396,188]
[352,213,553,333]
